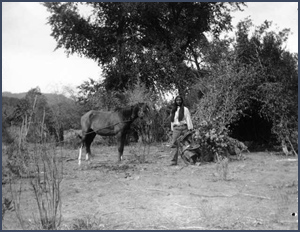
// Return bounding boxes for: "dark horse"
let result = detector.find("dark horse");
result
[78,102,151,165]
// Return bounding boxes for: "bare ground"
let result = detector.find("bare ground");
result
[2,143,298,230]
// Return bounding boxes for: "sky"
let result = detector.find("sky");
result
[2,2,298,94]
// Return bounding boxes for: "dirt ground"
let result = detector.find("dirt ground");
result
[2,143,298,230]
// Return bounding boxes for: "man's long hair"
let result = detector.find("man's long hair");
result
[171,96,184,122]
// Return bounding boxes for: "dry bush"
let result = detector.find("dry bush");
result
[2,197,13,221]
[30,143,63,230]
[5,106,63,229]
[71,213,105,230]
[7,141,63,230]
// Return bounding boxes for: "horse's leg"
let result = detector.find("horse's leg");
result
[85,131,96,161]
[78,135,85,166]
[78,144,83,166]
[117,132,127,162]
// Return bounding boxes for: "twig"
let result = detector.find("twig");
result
[174,203,199,209]
[277,220,298,224]
[145,188,170,194]
[286,136,298,156]
[101,212,118,216]
[245,216,263,221]
[154,225,169,230]
[65,158,77,162]
[178,226,207,230]
[240,193,270,200]
[190,192,234,198]
[276,159,297,162]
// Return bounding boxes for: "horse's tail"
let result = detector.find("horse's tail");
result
[77,133,85,150]
[76,132,84,144]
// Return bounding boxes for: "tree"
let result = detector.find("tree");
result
[44,2,245,95]
[202,19,298,151]
[48,93,82,142]
[77,78,127,111]
[189,16,298,154]
[193,37,258,130]
[21,88,53,142]
[2,97,22,143]
[5,88,59,143]
[236,19,297,149]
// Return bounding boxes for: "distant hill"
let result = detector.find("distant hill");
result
[2,92,26,99]
[2,91,74,105]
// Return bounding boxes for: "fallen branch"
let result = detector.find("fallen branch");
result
[240,193,270,200]
[277,220,298,224]
[65,158,77,162]
[190,193,234,198]
[286,136,298,157]
[174,203,199,209]
[178,226,208,230]
[145,188,170,194]
[276,159,298,162]
[145,225,170,230]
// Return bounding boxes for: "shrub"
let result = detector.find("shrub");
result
[72,214,104,230]
[7,141,63,230]
[180,118,248,162]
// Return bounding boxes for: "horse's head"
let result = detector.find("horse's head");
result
[132,102,152,125]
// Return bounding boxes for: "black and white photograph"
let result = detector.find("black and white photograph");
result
[2,1,298,230]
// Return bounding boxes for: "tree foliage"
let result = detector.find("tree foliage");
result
[193,18,297,151]
[43,2,245,94]
[235,19,297,148]
[2,88,81,144]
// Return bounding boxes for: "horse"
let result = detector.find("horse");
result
[78,102,151,165]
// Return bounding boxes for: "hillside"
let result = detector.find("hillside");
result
[2,92,26,99]
[2,91,74,105]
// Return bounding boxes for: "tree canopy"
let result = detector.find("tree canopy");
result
[44,2,245,94]
[193,18,298,149]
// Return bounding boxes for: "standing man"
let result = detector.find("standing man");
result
[169,96,193,165]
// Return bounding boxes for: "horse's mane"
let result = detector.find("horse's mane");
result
[114,103,145,120]
[114,105,130,111]
[114,104,135,120]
